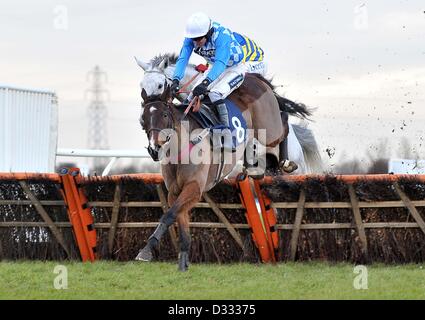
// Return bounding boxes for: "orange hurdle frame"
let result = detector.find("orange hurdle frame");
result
[253,179,279,251]
[60,168,97,262]
[236,172,277,263]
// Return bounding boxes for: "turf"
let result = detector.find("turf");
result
[0,261,424,299]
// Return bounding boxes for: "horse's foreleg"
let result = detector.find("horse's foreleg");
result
[177,212,190,271]
[172,181,201,271]
[135,181,201,267]
[135,201,178,262]
[135,186,179,261]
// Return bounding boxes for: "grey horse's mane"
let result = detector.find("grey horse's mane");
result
[150,53,198,70]
[150,53,179,68]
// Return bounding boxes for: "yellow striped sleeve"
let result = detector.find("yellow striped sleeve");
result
[242,45,247,59]
[249,41,258,61]
[243,36,252,62]
[258,47,264,61]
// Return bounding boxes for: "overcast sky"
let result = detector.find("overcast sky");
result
[2,0,424,170]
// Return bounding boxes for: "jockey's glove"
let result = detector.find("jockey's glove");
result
[171,79,180,96]
[193,79,211,97]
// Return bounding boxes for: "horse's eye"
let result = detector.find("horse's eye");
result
[163,113,168,118]
[158,84,163,89]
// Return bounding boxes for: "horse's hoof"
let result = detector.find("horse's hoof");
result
[178,251,189,272]
[280,160,298,173]
[135,246,153,262]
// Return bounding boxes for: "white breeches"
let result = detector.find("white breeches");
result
[189,60,268,103]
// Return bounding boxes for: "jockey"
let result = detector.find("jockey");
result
[171,12,267,129]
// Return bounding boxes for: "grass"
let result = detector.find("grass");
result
[0,261,424,299]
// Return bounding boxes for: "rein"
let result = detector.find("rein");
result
[177,63,209,94]
[177,73,201,94]
[182,96,202,119]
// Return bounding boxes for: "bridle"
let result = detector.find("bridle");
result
[142,100,176,161]
[144,70,173,83]
[142,100,175,133]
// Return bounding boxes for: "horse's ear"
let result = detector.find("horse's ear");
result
[160,83,171,101]
[158,58,167,71]
[141,88,148,102]
[134,56,150,71]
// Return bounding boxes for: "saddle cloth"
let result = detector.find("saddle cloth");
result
[179,99,247,150]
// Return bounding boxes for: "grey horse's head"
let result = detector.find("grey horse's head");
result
[135,53,178,98]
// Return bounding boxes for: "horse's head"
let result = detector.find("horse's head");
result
[135,56,172,97]
[140,84,175,161]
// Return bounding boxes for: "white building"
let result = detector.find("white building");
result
[0,84,58,173]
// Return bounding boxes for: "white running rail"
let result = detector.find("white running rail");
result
[56,148,151,176]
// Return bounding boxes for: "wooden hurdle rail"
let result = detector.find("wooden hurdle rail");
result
[0,171,425,263]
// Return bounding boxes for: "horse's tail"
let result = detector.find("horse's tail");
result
[291,123,324,173]
[275,94,314,120]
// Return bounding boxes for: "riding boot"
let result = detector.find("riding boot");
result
[214,101,233,151]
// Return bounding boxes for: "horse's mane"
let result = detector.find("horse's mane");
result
[150,53,179,68]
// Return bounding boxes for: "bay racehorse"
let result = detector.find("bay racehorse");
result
[136,85,253,270]
[135,53,322,174]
